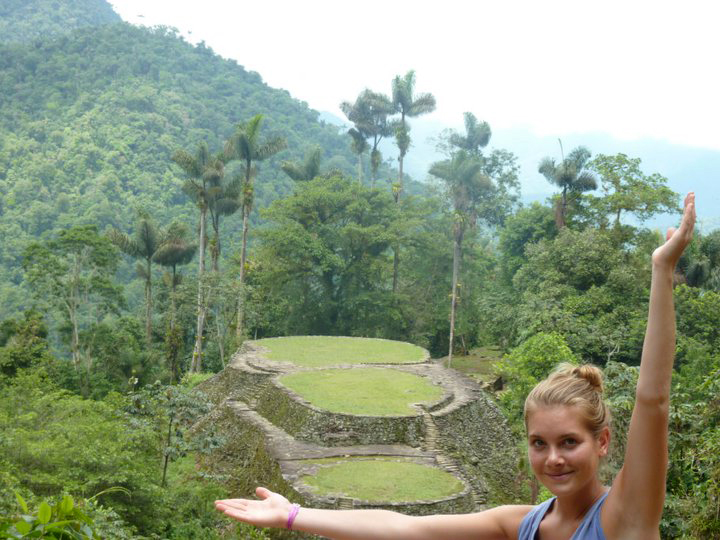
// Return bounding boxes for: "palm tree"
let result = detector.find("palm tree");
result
[389,71,436,291]
[172,142,223,372]
[281,146,323,182]
[449,112,491,155]
[153,221,197,382]
[348,128,369,184]
[340,90,394,186]
[207,169,242,272]
[538,142,597,228]
[224,115,287,339]
[391,70,436,201]
[430,149,494,367]
[108,210,162,345]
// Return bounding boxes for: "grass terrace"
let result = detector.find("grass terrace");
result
[301,459,465,502]
[278,368,444,416]
[254,336,426,367]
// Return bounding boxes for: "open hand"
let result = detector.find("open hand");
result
[215,487,292,529]
[652,192,695,269]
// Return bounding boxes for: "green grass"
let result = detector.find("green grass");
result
[448,346,503,383]
[301,459,465,502]
[278,368,444,416]
[254,336,426,367]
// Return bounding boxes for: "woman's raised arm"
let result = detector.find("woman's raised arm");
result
[604,192,695,535]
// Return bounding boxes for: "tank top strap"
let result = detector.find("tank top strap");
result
[517,497,556,540]
[516,492,609,540]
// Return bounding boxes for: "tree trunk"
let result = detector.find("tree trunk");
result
[557,187,568,228]
[69,303,80,371]
[392,153,403,292]
[392,247,400,293]
[145,259,152,346]
[216,315,225,368]
[357,156,363,185]
[448,226,463,367]
[211,229,220,273]
[235,205,250,339]
[161,416,173,487]
[191,206,207,373]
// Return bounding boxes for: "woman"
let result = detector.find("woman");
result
[215,193,696,539]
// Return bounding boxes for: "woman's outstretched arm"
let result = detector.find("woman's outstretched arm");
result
[215,486,531,540]
[605,192,695,535]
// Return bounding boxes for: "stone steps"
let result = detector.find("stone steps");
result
[421,410,485,510]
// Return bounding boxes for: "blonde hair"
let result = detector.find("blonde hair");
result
[524,363,610,436]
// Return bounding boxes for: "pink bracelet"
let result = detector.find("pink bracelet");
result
[286,503,300,529]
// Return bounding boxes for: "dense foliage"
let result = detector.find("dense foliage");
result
[0,0,119,45]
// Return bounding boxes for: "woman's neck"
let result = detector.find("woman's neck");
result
[552,481,607,522]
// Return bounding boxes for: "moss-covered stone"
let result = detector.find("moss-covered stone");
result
[255,381,425,447]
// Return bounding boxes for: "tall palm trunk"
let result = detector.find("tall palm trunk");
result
[448,225,463,367]
[145,259,152,345]
[191,206,207,372]
[392,144,404,293]
[235,204,250,339]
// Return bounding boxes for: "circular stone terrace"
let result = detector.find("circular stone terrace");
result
[199,336,519,512]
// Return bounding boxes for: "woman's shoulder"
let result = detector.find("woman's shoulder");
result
[486,504,537,539]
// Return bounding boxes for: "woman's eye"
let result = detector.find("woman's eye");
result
[564,438,577,446]
[531,439,545,448]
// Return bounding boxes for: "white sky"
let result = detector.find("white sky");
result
[109,0,720,151]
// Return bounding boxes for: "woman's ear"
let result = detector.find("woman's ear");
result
[598,426,610,457]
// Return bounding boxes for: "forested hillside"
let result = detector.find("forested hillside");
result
[0,21,359,317]
[0,0,120,44]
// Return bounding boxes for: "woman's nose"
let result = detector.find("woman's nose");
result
[548,446,564,465]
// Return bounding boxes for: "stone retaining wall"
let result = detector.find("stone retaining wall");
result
[433,392,521,505]
[255,379,425,447]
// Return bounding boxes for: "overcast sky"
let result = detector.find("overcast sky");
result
[109,0,720,151]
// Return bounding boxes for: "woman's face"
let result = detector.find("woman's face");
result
[526,405,609,497]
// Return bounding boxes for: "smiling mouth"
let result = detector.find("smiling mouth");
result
[547,471,573,481]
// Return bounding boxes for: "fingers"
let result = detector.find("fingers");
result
[666,226,676,242]
[256,486,272,499]
[215,498,250,510]
[215,502,249,522]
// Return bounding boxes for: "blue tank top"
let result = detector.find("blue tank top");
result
[517,492,608,540]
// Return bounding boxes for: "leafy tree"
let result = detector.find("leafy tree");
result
[108,210,163,345]
[0,371,160,532]
[677,229,720,291]
[224,115,287,339]
[588,153,679,242]
[253,173,397,336]
[495,332,578,429]
[497,202,557,284]
[512,227,649,363]
[22,225,123,385]
[0,310,53,379]
[538,143,598,228]
[340,90,394,186]
[172,143,223,373]
[125,381,216,488]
